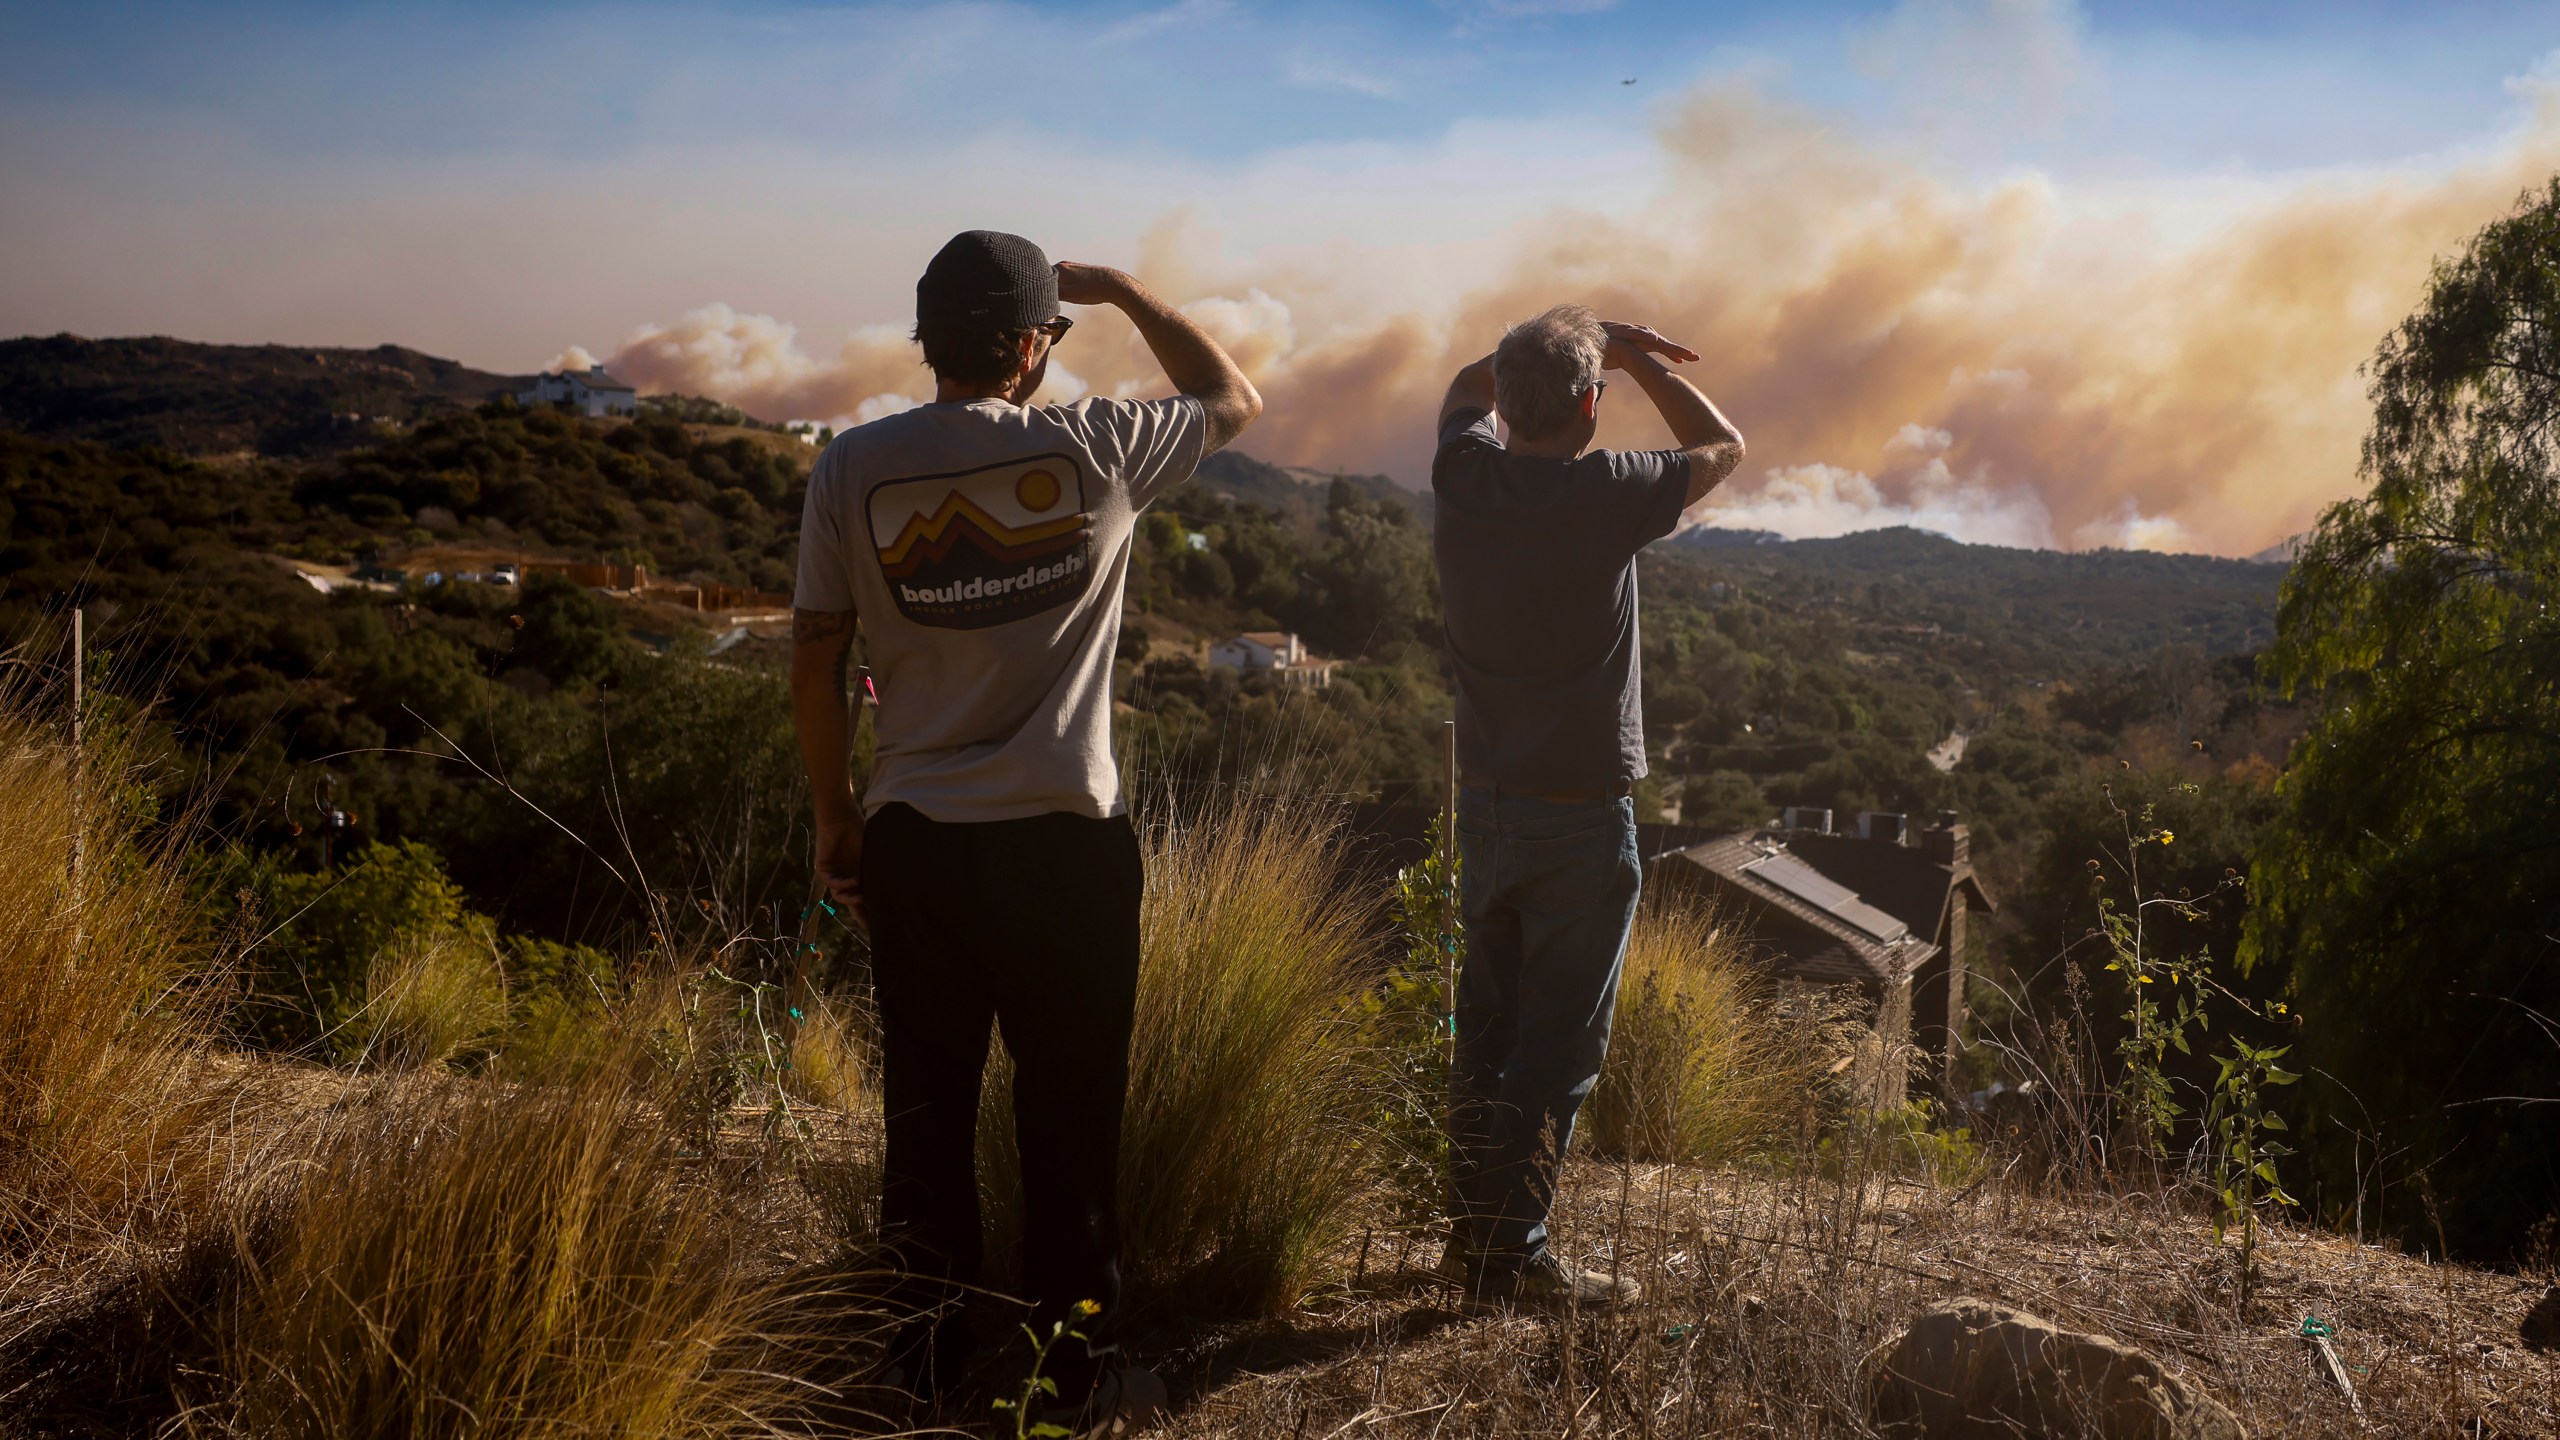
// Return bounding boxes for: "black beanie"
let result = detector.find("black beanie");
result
[917,230,1058,331]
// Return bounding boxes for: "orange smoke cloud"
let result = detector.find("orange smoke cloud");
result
[595,82,2560,555]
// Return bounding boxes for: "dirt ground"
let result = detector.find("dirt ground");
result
[1102,1161,2559,1439]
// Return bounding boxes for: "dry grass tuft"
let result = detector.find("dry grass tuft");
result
[1120,786,1380,1312]
[0,679,233,1253]
[1583,900,1821,1168]
[214,1058,825,1438]
[783,990,875,1116]
[351,926,511,1072]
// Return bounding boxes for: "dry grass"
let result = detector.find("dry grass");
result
[0,685,873,1437]
[783,991,875,1116]
[1583,901,1825,1169]
[213,1057,823,1438]
[0,681,238,1261]
[351,926,512,1072]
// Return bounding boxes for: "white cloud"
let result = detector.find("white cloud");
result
[1100,0,1232,46]
[1281,54,1402,99]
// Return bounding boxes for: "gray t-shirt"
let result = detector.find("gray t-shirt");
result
[795,395,1207,822]
[1431,407,1690,791]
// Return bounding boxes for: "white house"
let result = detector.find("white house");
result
[520,365,640,418]
[1207,631,1335,688]
[1210,631,1301,670]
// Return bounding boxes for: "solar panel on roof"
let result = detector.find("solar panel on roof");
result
[1741,852,1911,944]
[1831,897,1912,944]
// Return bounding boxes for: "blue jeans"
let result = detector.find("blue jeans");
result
[1448,788,1642,1265]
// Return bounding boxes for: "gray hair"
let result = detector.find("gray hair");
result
[1494,304,1606,440]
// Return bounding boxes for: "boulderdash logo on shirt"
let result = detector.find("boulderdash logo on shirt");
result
[867,453,1093,630]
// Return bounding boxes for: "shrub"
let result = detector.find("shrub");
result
[222,839,485,1053]
[1585,900,1814,1167]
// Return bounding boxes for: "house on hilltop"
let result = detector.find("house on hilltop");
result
[1208,631,1336,688]
[1653,809,1993,1105]
[519,365,639,419]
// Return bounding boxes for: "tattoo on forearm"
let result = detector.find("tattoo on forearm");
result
[793,608,854,646]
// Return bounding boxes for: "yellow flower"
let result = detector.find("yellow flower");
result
[2156,830,2177,845]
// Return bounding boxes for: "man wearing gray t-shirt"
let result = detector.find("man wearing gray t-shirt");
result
[1431,304,1744,1309]
[790,230,1258,1428]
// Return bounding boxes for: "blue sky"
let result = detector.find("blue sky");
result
[5,1,2558,551]
[10,1,2551,171]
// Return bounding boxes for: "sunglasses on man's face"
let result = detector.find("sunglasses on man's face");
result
[1585,379,1606,403]
[1038,316,1076,343]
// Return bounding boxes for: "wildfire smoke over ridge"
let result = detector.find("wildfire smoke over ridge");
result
[594,82,2560,557]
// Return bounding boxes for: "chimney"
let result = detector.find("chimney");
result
[1858,811,1908,845]
[1781,806,1832,835]
[1923,809,1969,866]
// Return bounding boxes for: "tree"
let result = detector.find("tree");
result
[1297,479,1437,661]
[2245,180,2560,1260]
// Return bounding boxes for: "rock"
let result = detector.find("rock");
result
[1864,1299,2247,1440]
[2524,1286,2560,1352]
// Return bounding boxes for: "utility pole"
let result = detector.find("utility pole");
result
[1443,717,1458,1064]
[68,608,83,956]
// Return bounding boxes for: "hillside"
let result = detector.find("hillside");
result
[1659,525,2286,671]
[0,334,530,457]
[1192,448,1430,536]
[0,334,2300,950]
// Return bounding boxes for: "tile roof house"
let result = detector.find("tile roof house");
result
[1653,809,1994,1106]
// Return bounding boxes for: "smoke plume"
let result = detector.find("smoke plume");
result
[594,82,2560,555]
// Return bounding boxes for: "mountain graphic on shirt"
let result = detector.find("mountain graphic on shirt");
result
[865,453,1094,630]
[875,490,1085,576]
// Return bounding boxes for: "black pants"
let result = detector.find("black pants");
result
[862,802,1143,1384]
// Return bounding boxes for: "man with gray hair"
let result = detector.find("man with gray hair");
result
[1431,303,1744,1307]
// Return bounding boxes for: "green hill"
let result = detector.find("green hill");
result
[1660,525,2286,670]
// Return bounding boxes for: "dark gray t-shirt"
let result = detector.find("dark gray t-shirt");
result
[1431,407,1690,791]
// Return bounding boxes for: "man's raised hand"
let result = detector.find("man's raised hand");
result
[1601,321,1701,371]
[1056,261,1263,452]
[1054,261,1132,307]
